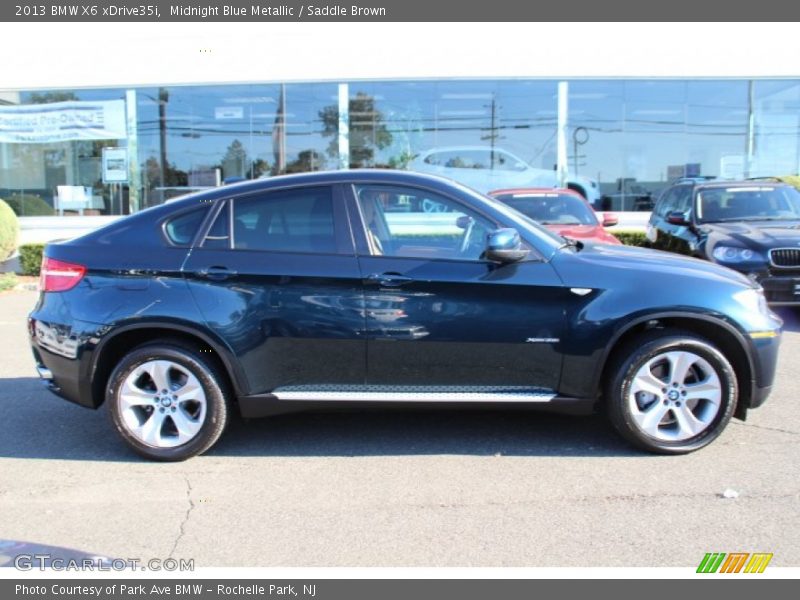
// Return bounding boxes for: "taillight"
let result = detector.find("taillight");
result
[40,257,86,292]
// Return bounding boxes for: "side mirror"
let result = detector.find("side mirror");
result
[485,228,530,263]
[601,213,619,227]
[666,210,690,226]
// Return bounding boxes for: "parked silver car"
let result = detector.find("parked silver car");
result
[408,146,600,205]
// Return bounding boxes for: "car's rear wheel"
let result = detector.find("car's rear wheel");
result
[606,330,737,454]
[107,342,230,461]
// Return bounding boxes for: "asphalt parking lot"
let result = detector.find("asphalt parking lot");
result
[0,289,798,568]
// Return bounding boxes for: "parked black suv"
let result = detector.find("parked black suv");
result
[647,179,800,305]
[29,171,781,460]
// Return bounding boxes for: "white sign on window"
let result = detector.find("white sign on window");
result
[0,100,127,144]
[215,106,243,119]
[102,147,129,183]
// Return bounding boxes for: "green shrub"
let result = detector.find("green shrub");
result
[613,230,650,248]
[3,193,54,216]
[0,272,17,291]
[0,198,19,261]
[19,243,45,276]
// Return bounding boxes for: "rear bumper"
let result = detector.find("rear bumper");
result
[29,315,99,409]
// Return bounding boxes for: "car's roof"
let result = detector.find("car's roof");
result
[489,187,583,198]
[694,180,794,190]
[416,145,521,155]
[167,169,471,206]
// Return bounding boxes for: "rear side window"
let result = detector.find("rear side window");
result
[164,206,209,246]
[232,186,336,254]
[203,202,231,249]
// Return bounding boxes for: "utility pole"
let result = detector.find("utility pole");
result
[158,87,169,188]
[481,94,502,169]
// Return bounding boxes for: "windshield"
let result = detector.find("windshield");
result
[493,192,598,226]
[696,186,800,222]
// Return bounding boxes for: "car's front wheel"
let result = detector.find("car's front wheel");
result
[606,330,737,454]
[107,342,230,461]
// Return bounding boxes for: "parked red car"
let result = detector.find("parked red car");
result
[489,188,621,244]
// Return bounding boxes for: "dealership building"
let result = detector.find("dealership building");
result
[2,25,800,235]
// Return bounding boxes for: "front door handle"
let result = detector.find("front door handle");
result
[198,266,238,281]
[367,272,413,287]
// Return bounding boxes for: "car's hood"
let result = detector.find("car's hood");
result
[546,223,619,244]
[701,220,800,249]
[564,242,754,288]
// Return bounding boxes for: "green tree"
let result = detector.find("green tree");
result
[221,140,248,179]
[319,92,392,168]
[285,150,327,174]
[249,158,270,179]
[143,156,187,189]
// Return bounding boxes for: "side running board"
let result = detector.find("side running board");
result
[271,385,556,403]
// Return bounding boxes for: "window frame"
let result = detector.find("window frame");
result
[193,183,355,256]
[160,202,214,248]
[345,181,530,264]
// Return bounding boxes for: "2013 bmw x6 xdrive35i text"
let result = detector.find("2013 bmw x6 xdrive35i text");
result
[29,171,782,460]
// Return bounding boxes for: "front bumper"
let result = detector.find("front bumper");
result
[759,274,800,305]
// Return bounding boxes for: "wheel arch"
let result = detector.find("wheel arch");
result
[595,312,755,420]
[85,321,247,409]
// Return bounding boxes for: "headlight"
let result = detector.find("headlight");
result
[733,288,769,315]
[711,245,761,263]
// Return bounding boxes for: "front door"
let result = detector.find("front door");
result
[349,183,568,392]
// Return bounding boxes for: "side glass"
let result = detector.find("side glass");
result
[231,186,336,254]
[202,202,230,249]
[353,185,494,261]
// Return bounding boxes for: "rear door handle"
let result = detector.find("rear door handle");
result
[198,266,238,281]
[367,272,413,287]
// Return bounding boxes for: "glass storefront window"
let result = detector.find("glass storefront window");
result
[2,77,800,217]
[0,88,129,216]
[752,80,800,178]
[568,79,750,209]
[343,80,560,193]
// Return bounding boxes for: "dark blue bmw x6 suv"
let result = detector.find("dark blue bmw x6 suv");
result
[29,170,782,460]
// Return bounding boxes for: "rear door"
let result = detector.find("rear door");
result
[182,184,366,396]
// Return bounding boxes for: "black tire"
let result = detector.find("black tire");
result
[106,341,230,461]
[605,329,737,454]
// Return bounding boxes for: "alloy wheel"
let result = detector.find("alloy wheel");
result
[627,350,722,442]
[117,359,207,448]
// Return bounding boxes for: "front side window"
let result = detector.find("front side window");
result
[656,187,679,217]
[492,151,527,172]
[354,185,494,261]
[673,186,693,215]
[231,186,336,253]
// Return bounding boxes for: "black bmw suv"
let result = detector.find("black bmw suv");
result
[647,178,800,305]
[29,170,782,460]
